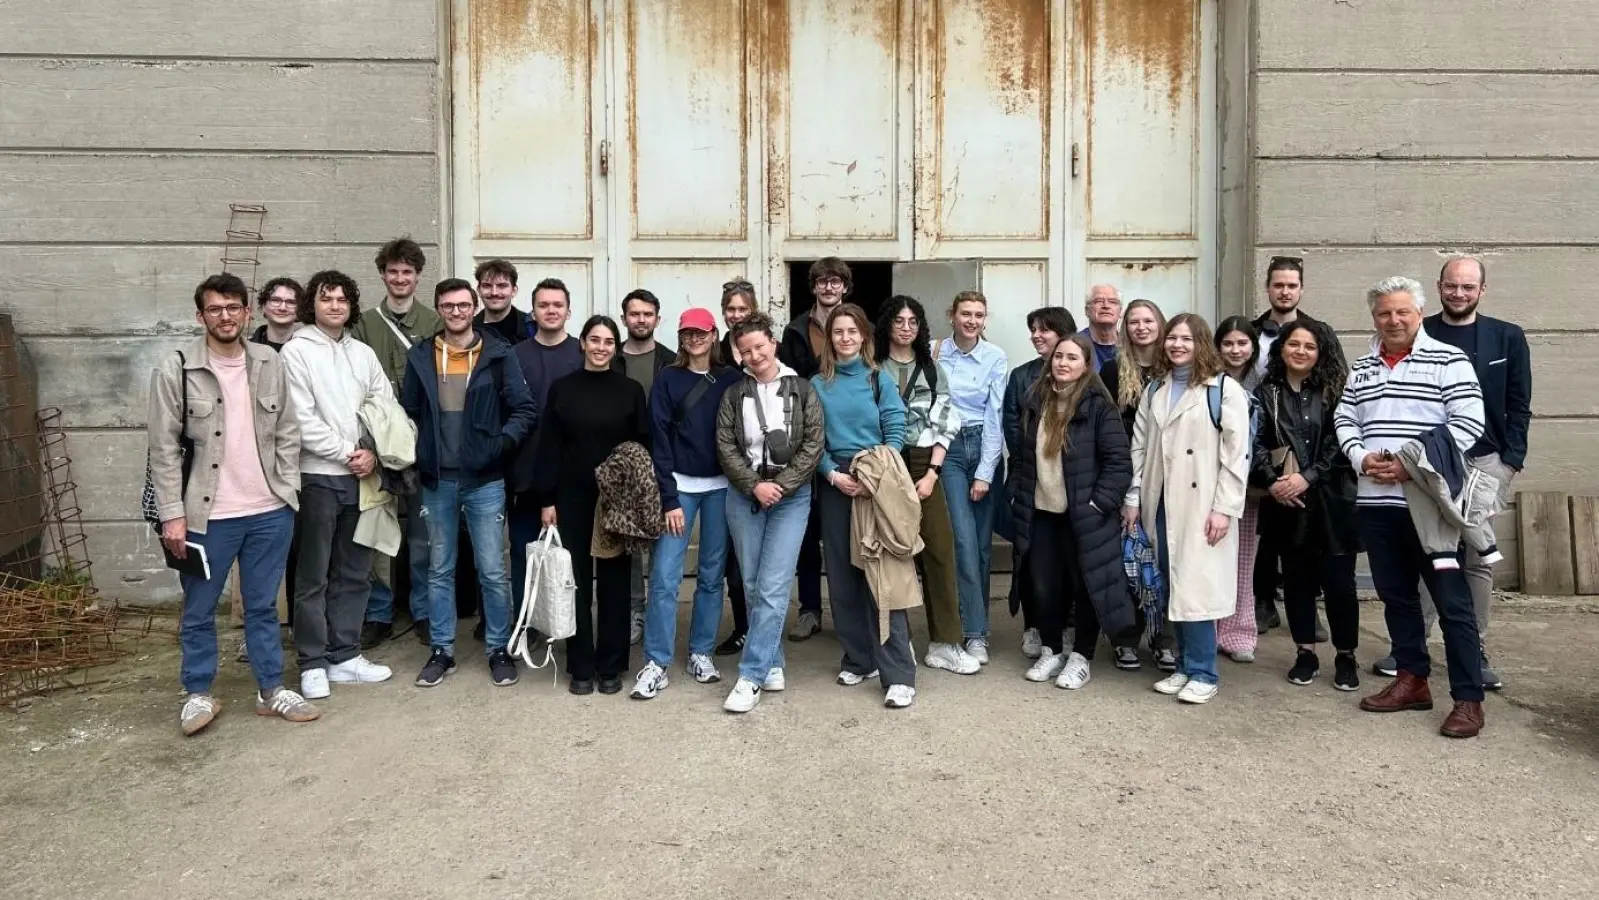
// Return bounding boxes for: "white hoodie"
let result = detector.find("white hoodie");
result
[280,325,393,476]
[740,363,800,472]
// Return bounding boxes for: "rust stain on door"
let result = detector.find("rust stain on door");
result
[977,0,1048,114]
[1093,0,1194,109]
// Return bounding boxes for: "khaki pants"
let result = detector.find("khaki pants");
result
[905,447,963,646]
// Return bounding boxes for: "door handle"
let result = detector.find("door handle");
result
[599,139,610,177]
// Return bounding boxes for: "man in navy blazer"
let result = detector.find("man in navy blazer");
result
[1374,255,1530,689]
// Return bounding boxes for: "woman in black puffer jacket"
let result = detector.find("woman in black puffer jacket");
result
[1009,334,1136,690]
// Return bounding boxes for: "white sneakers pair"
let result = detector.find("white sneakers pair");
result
[300,655,392,699]
[1153,673,1219,704]
[631,654,724,700]
[723,668,785,713]
[836,668,915,708]
[924,642,980,675]
[1023,651,1092,690]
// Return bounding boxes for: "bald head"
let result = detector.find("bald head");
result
[1086,284,1122,330]
[1438,255,1486,324]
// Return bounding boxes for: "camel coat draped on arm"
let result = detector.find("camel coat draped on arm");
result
[849,445,924,642]
[1124,374,1250,622]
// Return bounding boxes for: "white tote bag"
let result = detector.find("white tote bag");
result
[511,526,578,671]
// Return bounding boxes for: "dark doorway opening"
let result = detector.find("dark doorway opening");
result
[786,260,896,328]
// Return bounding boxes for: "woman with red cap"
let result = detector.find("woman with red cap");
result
[631,308,741,699]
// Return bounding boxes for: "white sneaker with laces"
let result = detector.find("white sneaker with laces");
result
[762,668,786,692]
[326,655,393,684]
[300,668,330,700]
[884,685,916,708]
[965,637,990,665]
[1153,672,1190,695]
[1177,680,1219,704]
[1025,650,1066,683]
[1021,628,1043,659]
[180,693,219,736]
[724,678,761,713]
[686,653,722,684]
[631,661,668,699]
[1056,652,1092,690]
[924,642,980,675]
[837,669,879,686]
[256,688,320,723]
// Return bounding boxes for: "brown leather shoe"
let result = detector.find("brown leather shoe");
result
[1440,701,1485,738]
[1359,671,1434,712]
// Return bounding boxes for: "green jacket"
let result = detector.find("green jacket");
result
[350,302,443,396]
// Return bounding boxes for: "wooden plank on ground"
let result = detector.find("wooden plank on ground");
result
[1518,491,1575,595]
[1570,496,1599,595]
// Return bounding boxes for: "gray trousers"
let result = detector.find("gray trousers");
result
[1420,452,1514,640]
[817,480,916,689]
[293,482,373,671]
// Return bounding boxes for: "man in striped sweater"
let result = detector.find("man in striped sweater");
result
[1334,276,1489,738]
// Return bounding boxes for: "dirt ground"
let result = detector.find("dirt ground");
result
[4,586,1598,900]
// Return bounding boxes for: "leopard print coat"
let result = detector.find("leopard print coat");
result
[593,440,662,557]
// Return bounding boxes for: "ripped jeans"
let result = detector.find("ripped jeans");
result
[420,478,512,657]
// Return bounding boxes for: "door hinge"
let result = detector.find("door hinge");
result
[1071,142,1080,179]
[599,139,610,177]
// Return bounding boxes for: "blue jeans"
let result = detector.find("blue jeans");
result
[941,424,1003,639]
[421,479,512,657]
[1173,619,1219,685]
[364,500,430,625]
[179,506,294,694]
[643,488,729,667]
[725,484,812,684]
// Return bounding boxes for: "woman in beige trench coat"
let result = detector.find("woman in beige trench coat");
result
[1121,313,1251,705]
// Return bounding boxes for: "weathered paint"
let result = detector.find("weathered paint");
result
[1090,0,1193,112]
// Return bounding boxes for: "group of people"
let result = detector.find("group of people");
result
[148,240,1530,740]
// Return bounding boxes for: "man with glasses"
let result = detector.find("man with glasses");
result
[149,274,319,735]
[252,277,302,351]
[1080,284,1122,373]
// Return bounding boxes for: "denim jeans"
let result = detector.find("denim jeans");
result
[643,488,729,667]
[421,479,512,657]
[364,496,430,625]
[940,424,1003,639]
[725,484,812,684]
[180,506,294,694]
[1173,619,1219,685]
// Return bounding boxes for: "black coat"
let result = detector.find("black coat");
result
[1422,313,1531,469]
[1249,378,1360,556]
[1009,386,1136,639]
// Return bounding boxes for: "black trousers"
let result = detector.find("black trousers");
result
[1026,511,1098,658]
[558,490,631,681]
[292,482,372,670]
[795,479,823,615]
[1284,550,1359,650]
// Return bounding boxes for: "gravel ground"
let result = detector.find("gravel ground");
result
[4,588,1597,900]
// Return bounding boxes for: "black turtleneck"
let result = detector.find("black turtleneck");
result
[529,367,649,507]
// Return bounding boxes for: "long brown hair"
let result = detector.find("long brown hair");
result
[1030,335,1106,459]
[1114,298,1166,410]
[817,303,877,381]
[1152,313,1225,385]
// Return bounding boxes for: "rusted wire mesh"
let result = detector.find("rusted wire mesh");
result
[0,572,122,707]
[35,408,95,590]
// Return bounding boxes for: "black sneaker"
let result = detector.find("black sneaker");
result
[1154,648,1178,672]
[1113,646,1141,670]
[1333,652,1359,692]
[1256,599,1282,632]
[1480,644,1504,691]
[360,620,392,650]
[598,676,623,695]
[413,619,431,646]
[416,648,456,688]
[714,631,746,657]
[488,649,518,687]
[569,678,595,695]
[1287,648,1319,685]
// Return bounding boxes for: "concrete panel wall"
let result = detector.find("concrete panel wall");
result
[1255,0,1599,589]
[0,2,443,603]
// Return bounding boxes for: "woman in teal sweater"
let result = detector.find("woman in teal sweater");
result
[809,303,918,709]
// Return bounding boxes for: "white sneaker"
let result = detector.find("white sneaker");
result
[1153,672,1190,695]
[1021,628,1042,659]
[1056,652,1091,690]
[762,668,786,692]
[1177,680,1219,704]
[686,653,722,684]
[179,693,219,736]
[723,678,761,713]
[300,668,330,700]
[1025,650,1066,683]
[837,669,879,686]
[326,655,393,684]
[924,642,980,675]
[884,684,916,709]
[631,661,668,699]
[965,637,990,665]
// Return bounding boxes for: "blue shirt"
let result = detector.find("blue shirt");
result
[1080,328,1118,374]
[936,337,1008,482]
[809,357,906,476]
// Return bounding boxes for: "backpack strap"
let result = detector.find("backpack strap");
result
[1207,381,1224,432]
[898,360,929,404]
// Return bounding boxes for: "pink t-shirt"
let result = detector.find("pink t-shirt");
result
[208,352,285,519]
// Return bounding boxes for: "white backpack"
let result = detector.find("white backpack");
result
[511,526,577,672]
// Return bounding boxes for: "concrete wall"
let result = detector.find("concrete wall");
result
[0,0,444,602]
[1252,0,1599,588]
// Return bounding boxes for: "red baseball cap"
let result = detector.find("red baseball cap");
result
[679,307,717,333]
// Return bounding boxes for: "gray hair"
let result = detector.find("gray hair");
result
[1366,276,1426,311]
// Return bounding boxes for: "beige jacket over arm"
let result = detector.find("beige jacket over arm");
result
[848,445,924,642]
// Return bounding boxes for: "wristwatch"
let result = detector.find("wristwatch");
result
[929,463,943,475]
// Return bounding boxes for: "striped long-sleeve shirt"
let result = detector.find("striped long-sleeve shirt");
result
[1333,329,1485,507]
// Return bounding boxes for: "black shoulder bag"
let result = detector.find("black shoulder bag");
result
[140,351,194,530]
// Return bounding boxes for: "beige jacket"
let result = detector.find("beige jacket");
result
[353,393,418,556]
[848,445,924,642]
[147,338,300,534]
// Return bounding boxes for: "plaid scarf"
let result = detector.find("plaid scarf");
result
[1122,522,1166,646]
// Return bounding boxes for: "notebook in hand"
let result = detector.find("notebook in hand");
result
[161,541,211,581]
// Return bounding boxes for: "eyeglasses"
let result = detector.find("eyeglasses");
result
[814,277,846,288]
[438,302,475,314]
[202,304,246,319]
[722,279,754,292]
[264,296,297,308]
